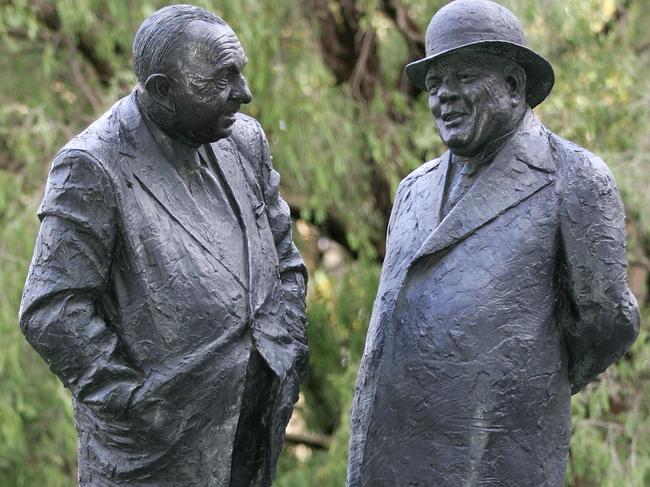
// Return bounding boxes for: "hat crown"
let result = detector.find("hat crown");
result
[425,0,527,57]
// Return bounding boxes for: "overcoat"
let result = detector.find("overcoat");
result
[20,93,307,486]
[347,110,639,486]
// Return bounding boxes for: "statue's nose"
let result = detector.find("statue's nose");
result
[234,76,252,104]
[436,80,458,103]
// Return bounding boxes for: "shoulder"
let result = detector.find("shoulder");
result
[396,153,448,197]
[230,112,264,139]
[38,98,141,220]
[402,153,447,185]
[48,140,117,203]
[62,95,134,158]
[39,148,116,223]
[46,147,113,193]
[226,112,267,162]
[551,133,619,196]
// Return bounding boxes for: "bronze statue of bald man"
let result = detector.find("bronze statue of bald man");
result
[20,5,307,486]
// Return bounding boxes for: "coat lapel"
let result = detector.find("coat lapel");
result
[416,152,451,242]
[204,138,253,289]
[119,96,245,288]
[208,137,282,315]
[412,110,556,264]
[205,138,248,236]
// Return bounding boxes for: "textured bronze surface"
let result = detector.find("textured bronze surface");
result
[348,1,639,486]
[20,5,307,486]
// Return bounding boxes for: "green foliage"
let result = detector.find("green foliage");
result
[299,264,379,433]
[0,173,77,486]
[276,263,379,486]
[0,0,648,485]
[567,324,650,486]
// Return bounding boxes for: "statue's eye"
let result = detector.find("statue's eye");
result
[192,78,210,88]
[427,79,442,94]
[214,74,229,88]
[458,72,477,83]
[213,68,239,89]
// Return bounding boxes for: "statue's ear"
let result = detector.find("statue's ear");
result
[504,64,527,106]
[144,74,175,111]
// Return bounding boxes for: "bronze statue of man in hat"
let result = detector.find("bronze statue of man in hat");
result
[348,1,639,485]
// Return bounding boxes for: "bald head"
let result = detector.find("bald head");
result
[132,4,227,84]
[133,5,251,145]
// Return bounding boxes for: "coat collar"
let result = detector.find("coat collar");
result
[117,93,248,289]
[412,109,555,263]
[138,105,202,179]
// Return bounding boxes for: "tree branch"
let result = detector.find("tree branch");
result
[380,0,425,101]
[284,432,332,450]
[305,0,380,101]
[32,0,115,85]
[289,203,360,260]
[596,0,632,37]
[65,36,102,112]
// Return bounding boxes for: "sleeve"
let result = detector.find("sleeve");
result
[19,150,141,417]
[559,153,640,394]
[256,124,309,372]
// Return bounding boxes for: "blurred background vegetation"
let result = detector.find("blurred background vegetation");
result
[0,0,648,485]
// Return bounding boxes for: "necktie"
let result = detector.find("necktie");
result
[442,158,487,217]
[441,126,519,217]
[186,149,245,275]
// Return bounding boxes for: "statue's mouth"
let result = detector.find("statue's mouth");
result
[441,111,466,123]
[222,111,238,126]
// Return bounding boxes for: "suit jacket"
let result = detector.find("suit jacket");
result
[19,93,307,486]
[347,110,639,486]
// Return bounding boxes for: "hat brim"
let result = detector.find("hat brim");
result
[405,40,555,109]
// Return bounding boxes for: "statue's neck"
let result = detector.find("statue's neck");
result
[134,85,200,150]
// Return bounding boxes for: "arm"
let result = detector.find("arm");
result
[559,152,640,394]
[19,150,141,416]
[256,124,308,368]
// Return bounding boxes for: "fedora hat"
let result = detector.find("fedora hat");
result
[405,0,554,108]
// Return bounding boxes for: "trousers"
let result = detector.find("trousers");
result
[229,348,278,487]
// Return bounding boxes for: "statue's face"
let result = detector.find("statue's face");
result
[169,21,251,144]
[426,52,519,157]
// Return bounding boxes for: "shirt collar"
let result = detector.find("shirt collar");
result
[451,116,523,175]
[137,94,202,174]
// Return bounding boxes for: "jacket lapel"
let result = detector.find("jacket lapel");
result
[412,110,556,264]
[208,137,283,315]
[119,96,243,286]
[414,153,451,244]
[204,138,252,288]
[205,138,248,236]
